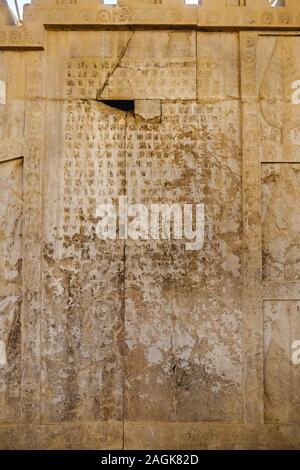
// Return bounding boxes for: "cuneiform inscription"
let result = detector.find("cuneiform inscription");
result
[65,58,115,100]
[63,100,126,240]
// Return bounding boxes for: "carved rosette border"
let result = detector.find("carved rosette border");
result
[0,27,43,50]
[24,6,196,25]
[23,7,300,29]
[198,9,300,28]
[1,7,300,51]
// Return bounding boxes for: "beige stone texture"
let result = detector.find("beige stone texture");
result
[264,300,300,424]
[0,0,300,450]
[262,164,300,281]
[0,158,22,423]
[134,100,161,121]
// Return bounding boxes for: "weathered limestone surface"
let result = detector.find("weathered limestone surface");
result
[125,97,243,426]
[259,36,300,162]
[42,100,125,426]
[262,164,300,281]
[264,300,300,424]
[0,0,300,450]
[0,158,22,422]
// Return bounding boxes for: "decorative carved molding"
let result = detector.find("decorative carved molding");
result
[0,2,300,50]
[0,26,44,50]
[24,6,300,28]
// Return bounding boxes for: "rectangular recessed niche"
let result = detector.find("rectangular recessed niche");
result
[262,163,300,281]
[100,100,134,112]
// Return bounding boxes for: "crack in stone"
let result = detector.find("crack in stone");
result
[96,31,135,100]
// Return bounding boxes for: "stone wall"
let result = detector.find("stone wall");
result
[0,0,300,449]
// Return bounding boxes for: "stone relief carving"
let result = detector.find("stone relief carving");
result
[0,0,300,452]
